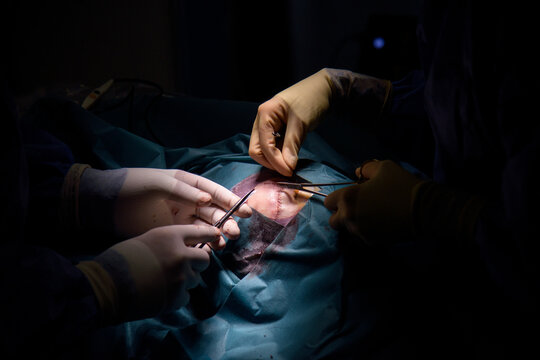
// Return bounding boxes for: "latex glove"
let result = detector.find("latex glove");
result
[249,69,334,176]
[77,167,252,250]
[77,224,218,324]
[249,68,392,177]
[324,160,424,246]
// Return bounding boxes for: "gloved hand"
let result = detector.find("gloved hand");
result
[249,68,392,177]
[324,160,424,246]
[71,167,252,250]
[77,224,218,324]
[249,69,333,176]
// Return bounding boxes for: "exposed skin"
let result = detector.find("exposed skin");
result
[246,179,313,221]
[222,175,318,275]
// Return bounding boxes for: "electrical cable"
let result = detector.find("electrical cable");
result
[91,78,165,145]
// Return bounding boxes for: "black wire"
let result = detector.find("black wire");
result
[91,78,165,145]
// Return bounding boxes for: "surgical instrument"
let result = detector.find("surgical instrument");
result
[276,181,359,197]
[197,188,256,248]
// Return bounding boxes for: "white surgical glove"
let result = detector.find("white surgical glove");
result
[64,166,252,250]
[77,224,218,324]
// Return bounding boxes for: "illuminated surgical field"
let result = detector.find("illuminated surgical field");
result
[221,168,320,277]
[231,169,318,226]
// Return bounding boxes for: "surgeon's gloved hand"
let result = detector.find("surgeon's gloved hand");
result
[325,160,487,247]
[76,224,218,324]
[72,167,252,250]
[324,160,424,246]
[249,69,334,176]
[249,68,392,177]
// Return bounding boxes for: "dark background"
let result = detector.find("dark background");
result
[3,0,423,103]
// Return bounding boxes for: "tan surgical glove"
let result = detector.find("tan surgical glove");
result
[249,68,392,177]
[325,160,423,245]
[325,160,485,247]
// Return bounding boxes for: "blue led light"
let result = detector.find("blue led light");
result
[372,37,385,49]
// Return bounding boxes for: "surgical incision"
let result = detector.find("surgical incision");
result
[232,169,317,227]
[221,169,318,277]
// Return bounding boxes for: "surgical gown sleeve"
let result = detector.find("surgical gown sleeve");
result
[18,118,77,245]
[0,90,100,358]
[325,68,434,176]
[381,70,434,176]
[408,1,540,355]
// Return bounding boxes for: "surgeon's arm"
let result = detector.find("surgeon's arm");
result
[0,241,102,358]
[18,118,79,250]
[1,104,101,357]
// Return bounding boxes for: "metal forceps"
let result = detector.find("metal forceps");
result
[276,181,358,197]
[197,188,255,248]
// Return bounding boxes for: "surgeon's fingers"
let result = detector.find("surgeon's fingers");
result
[256,97,294,177]
[356,159,381,180]
[249,115,276,171]
[325,187,365,239]
[174,171,252,218]
[281,113,306,173]
[181,224,223,257]
[196,206,241,240]
[324,186,347,213]
[164,224,215,271]
[192,218,227,250]
[325,185,358,230]
[205,185,253,219]
[157,173,213,207]
[328,206,347,230]
[180,224,221,247]
[259,122,292,177]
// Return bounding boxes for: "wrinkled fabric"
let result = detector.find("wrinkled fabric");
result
[8,1,539,358]
[62,106,365,359]
[22,96,385,358]
[23,91,447,359]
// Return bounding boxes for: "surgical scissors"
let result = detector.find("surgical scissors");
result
[197,188,255,248]
[276,181,358,197]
